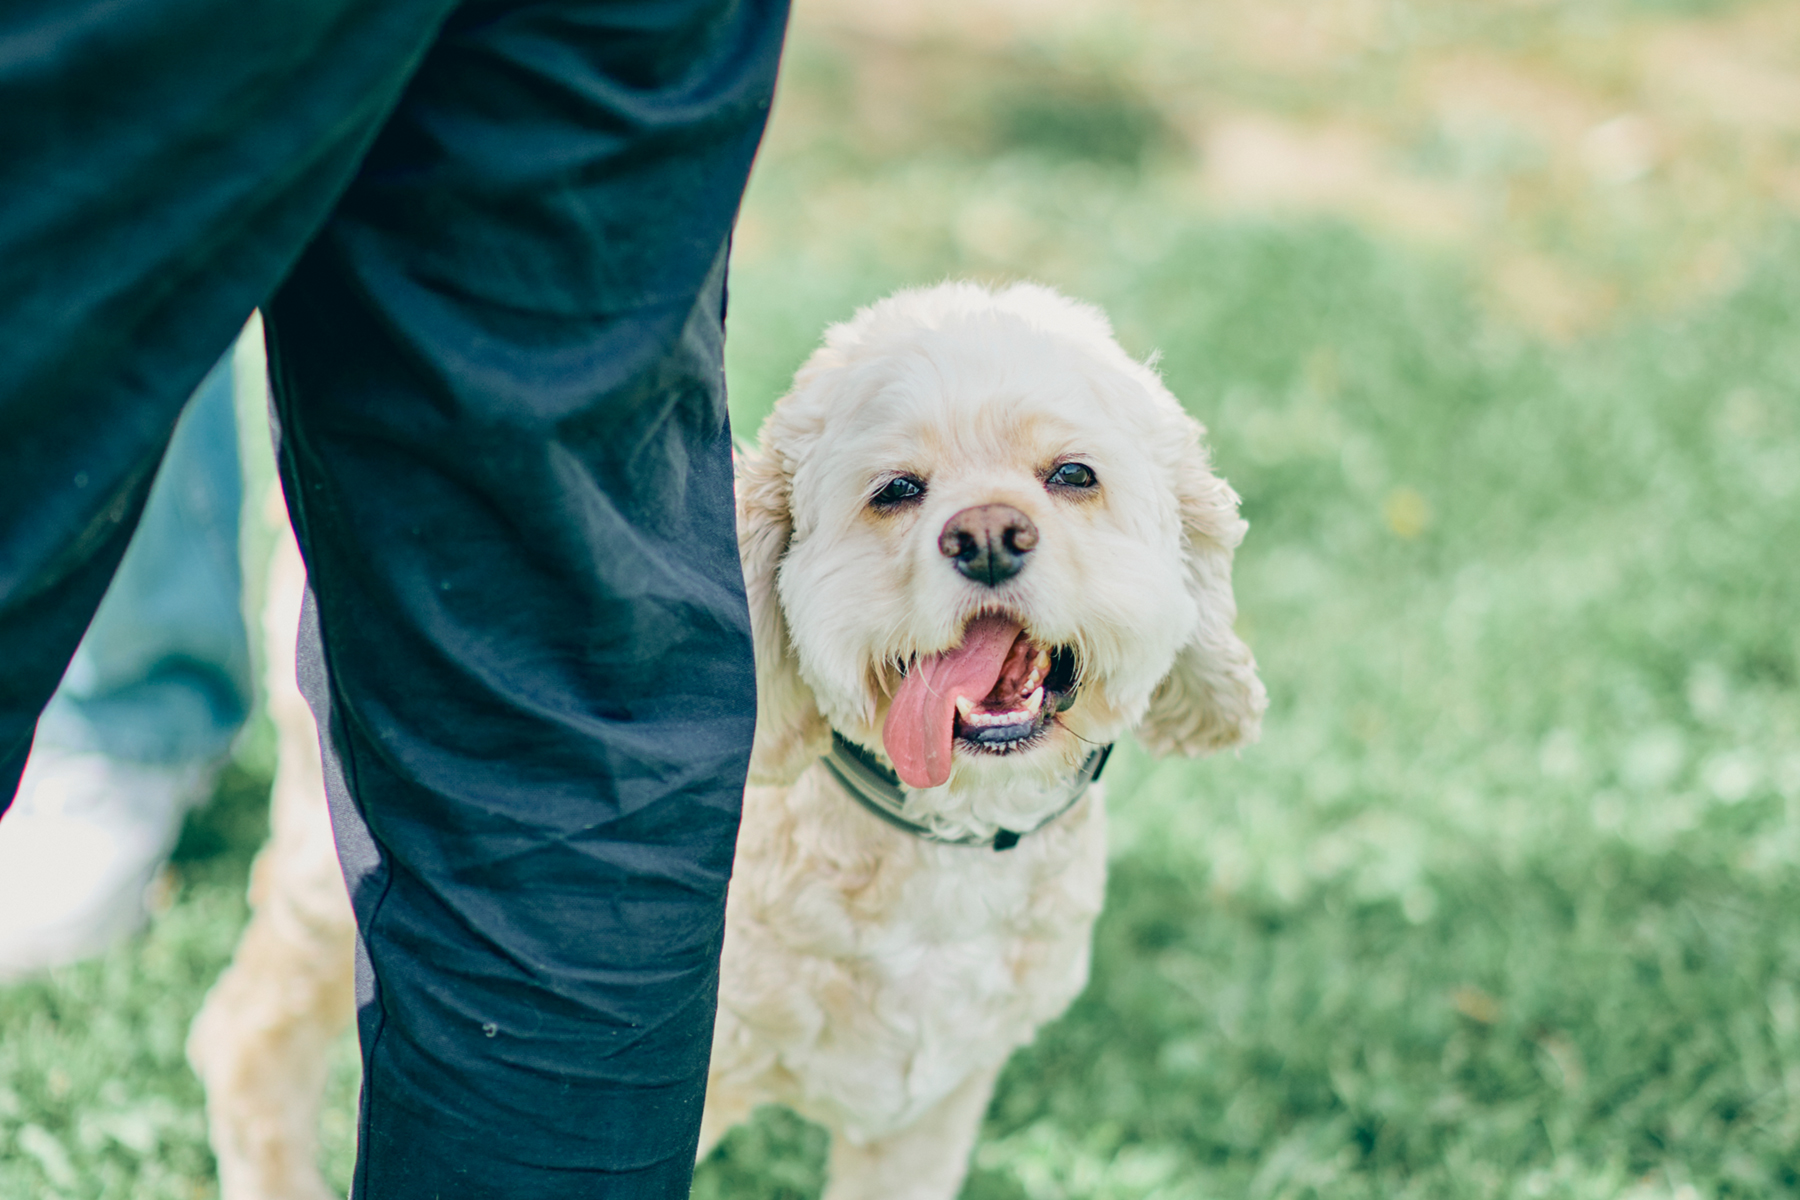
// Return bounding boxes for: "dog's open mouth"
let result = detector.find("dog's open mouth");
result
[953,638,1078,748]
[881,614,1080,789]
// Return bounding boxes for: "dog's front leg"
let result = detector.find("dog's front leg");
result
[822,1064,1003,1200]
[187,792,355,1200]
[188,520,358,1200]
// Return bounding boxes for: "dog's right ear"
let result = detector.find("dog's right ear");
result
[737,446,829,785]
[1135,416,1268,760]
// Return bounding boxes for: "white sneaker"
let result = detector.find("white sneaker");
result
[0,744,210,981]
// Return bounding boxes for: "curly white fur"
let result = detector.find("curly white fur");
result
[189,280,1263,1200]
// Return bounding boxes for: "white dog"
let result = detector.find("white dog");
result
[188,280,1264,1200]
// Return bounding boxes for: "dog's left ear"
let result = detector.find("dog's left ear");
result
[737,446,830,785]
[1136,434,1268,758]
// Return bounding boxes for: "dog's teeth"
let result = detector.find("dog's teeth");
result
[1036,649,1051,672]
[955,695,975,720]
[960,697,1044,728]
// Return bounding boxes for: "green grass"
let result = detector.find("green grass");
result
[1,765,264,1200]
[7,10,1800,1197]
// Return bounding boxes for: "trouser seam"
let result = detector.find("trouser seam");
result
[267,315,398,1200]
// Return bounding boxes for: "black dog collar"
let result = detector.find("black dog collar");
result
[819,731,1112,852]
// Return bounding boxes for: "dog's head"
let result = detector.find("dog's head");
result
[739,281,1264,832]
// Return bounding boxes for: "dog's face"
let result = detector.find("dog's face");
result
[739,283,1264,827]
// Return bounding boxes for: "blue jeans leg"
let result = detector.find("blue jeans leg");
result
[37,350,251,766]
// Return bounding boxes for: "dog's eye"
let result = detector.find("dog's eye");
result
[871,475,926,508]
[1047,462,1098,490]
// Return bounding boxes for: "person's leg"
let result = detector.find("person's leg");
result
[0,0,458,804]
[265,1,785,1194]
[40,348,251,764]
[0,351,250,977]
[2,1,785,1191]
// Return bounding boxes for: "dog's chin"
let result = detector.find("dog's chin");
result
[846,705,1088,797]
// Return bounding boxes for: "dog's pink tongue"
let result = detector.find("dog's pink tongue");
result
[882,615,1023,789]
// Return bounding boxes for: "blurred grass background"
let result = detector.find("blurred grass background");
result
[5,0,1800,1196]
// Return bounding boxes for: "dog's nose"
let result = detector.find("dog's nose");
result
[938,505,1038,587]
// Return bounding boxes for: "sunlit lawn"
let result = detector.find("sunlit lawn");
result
[5,2,1800,1196]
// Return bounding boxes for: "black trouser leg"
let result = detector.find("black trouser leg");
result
[0,0,454,802]
[267,2,784,1194]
